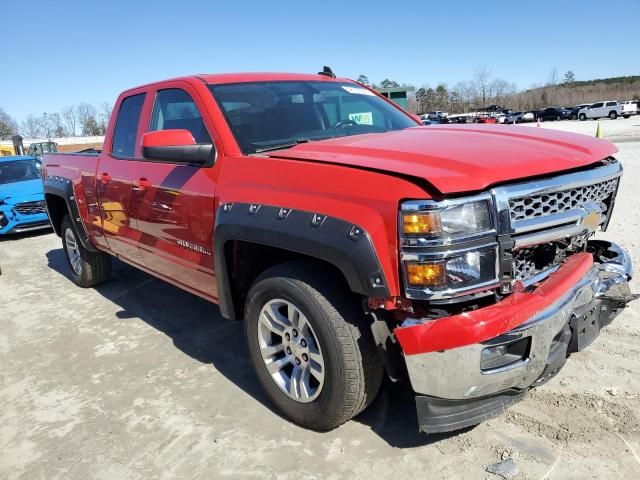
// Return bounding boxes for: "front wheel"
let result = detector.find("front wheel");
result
[579,114,586,121]
[61,215,111,287]
[244,262,383,431]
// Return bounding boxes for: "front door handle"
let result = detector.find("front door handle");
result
[133,178,151,192]
[100,172,111,184]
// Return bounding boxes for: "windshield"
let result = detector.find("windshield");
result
[0,159,41,185]
[209,81,416,154]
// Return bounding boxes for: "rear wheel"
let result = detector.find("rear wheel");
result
[556,115,561,121]
[61,215,111,287]
[609,111,618,120]
[623,115,630,119]
[244,262,383,431]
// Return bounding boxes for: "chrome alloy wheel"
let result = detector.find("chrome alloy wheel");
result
[64,227,82,275]
[257,299,325,403]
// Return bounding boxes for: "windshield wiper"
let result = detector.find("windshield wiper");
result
[253,138,311,153]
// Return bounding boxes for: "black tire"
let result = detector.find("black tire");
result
[609,111,618,120]
[244,261,383,431]
[579,114,586,121]
[61,215,111,287]
[556,115,561,121]
[623,115,630,119]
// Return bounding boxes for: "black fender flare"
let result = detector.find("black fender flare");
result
[43,175,97,252]
[214,203,390,320]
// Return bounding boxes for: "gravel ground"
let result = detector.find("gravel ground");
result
[1,120,640,479]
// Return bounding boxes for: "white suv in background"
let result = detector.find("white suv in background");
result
[578,101,622,120]
[621,101,638,118]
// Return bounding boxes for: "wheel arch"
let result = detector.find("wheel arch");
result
[43,176,97,252]
[214,203,390,320]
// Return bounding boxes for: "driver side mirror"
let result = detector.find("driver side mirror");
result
[141,129,215,164]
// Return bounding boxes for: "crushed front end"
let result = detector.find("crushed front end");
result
[392,158,636,433]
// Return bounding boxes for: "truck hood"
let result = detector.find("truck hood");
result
[267,125,617,194]
[0,179,44,205]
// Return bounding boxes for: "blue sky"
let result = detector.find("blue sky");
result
[3,0,639,122]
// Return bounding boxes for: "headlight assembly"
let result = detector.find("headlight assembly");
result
[404,246,498,292]
[402,198,493,241]
[400,194,499,300]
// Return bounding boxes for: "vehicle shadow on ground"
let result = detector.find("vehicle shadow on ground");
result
[46,248,462,448]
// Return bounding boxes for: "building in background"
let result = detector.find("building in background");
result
[376,86,415,110]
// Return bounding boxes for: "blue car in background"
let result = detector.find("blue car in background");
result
[0,156,50,235]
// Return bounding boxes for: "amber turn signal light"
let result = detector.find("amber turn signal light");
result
[402,212,441,235]
[406,262,446,287]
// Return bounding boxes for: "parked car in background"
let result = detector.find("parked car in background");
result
[505,111,535,123]
[27,141,58,159]
[427,111,448,120]
[578,101,622,120]
[494,113,507,124]
[538,107,573,121]
[621,101,638,118]
[569,104,592,120]
[475,114,497,124]
[0,156,49,235]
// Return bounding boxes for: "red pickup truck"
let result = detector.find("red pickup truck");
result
[42,69,635,434]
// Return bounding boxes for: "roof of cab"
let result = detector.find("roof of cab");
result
[199,72,351,84]
[121,72,352,94]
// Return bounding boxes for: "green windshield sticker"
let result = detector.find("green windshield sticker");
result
[348,112,373,125]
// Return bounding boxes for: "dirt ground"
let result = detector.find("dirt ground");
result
[1,118,640,479]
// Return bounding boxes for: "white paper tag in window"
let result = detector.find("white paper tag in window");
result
[342,86,375,96]
[348,112,373,125]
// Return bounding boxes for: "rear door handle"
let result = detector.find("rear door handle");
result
[133,178,151,192]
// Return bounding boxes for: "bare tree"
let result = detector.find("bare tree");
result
[38,113,54,139]
[99,102,113,133]
[0,107,19,140]
[473,66,492,106]
[62,106,77,136]
[76,103,100,136]
[48,113,65,137]
[547,67,559,86]
[22,115,41,138]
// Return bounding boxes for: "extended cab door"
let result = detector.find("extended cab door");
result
[97,92,147,265]
[128,83,220,300]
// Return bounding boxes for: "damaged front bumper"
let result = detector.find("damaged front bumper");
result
[394,240,636,433]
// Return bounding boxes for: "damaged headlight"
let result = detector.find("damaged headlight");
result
[400,194,499,299]
[404,246,498,291]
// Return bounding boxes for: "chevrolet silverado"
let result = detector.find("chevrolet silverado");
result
[42,69,636,433]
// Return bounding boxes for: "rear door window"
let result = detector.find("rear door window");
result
[150,89,212,144]
[605,101,617,107]
[111,94,146,157]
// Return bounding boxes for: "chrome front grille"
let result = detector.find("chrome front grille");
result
[509,177,618,222]
[13,200,46,215]
[493,160,623,286]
